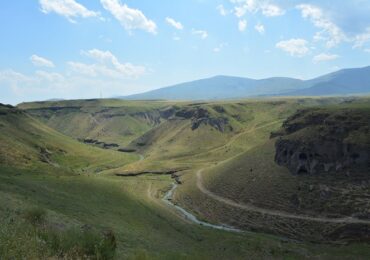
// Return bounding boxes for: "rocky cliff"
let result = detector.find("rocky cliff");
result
[273,108,370,175]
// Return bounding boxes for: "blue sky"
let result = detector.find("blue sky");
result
[0,0,370,104]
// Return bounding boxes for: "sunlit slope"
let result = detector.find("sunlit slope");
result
[1,103,344,259]
[2,99,370,257]
[175,99,370,241]
[123,98,353,171]
[0,103,136,172]
[18,99,177,147]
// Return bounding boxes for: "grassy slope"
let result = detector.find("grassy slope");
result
[0,103,330,259]
[110,98,306,173]
[18,99,178,147]
[2,98,370,258]
[175,98,370,241]
[0,104,137,171]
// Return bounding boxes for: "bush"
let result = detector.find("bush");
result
[3,208,116,259]
[40,226,117,259]
[23,207,47,226]
[0,217,49,259]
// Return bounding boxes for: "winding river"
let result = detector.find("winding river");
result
[162,182,242,232]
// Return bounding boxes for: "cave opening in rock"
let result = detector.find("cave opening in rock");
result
[299,153,308,161]
[297,166,308,174]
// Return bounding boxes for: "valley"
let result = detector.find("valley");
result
[1,97,370,258]
[3,1,370,258]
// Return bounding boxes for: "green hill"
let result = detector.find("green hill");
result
[2,98,370,258]
[174,99,370,242]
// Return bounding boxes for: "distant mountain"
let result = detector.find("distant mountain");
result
[45,98,65,102]
[121,66,370,100]
[285,66,370,96]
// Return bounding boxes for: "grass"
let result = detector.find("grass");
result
[3,166,370,259]
[1,97,370,258]
[173,98,370,242]
[0,205,117,259]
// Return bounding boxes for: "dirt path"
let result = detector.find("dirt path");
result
[193,120,370,225]
[196,170,370,224]
[198,119,284,156]
[162,183,242,232]
[159,119,370,228]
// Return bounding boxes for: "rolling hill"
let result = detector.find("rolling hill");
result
[121,66,370,100]
[3,98,370,258]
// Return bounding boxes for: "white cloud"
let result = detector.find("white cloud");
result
[69,49,146,78]
[165,17,183,30]
[312,53,339,63]
[0,69,66,99]
[276,38,309,57]
[213,43,228,53]
[35,70,65,81]
[0,69,32,83]
[261,4,285,17]
[192,29,208,39]
[296,4,346,48]
[100,0,157,34]
[39,0,100,22]
[231,0,285,18]
[255,23,265,34]
[30,55,55,68]
[238,19,247,32]
[353,27,370,49]
[217,4,229,16]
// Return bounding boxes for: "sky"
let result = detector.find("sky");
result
[0,0,370,104]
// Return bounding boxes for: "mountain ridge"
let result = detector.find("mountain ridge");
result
[121,66,370,100]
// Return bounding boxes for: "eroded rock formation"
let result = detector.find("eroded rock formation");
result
[273,108,370,175]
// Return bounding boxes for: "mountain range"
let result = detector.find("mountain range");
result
[122,66,370,100]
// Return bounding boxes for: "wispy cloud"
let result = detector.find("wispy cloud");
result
[276,38,310,57]
[165,17,183,30]
[192,29,208,39]
[254,23,265,34]
[313,53,339,63]
[231,0,285,18]
[296,4,346,48]
[213,43,228,53]
[68,49,146,78]
[353,27,370,49]
[238,19,247,32]
[101,0,157,34]
[217,4,229,16]
[39,0,100,23]
[30,55,55,68]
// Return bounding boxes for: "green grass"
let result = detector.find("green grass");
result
[1,97,370,258]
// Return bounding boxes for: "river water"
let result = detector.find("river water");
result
[162,183,242,232]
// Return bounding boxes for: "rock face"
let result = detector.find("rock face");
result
[275,139,369,175]
[273,108,370,175]
[174,106,232,132]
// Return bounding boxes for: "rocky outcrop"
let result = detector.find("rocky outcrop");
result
[159,107,177,119]
[175,106,232,132]
[275,139,369,175]
[131,112,161,125]
[0,104,24,116]
[82,139,119,149]
[191,117,231,132]
[274,108,370,175]
[115,168,187,178]
[117,148,136,153]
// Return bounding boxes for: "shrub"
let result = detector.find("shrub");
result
[40,226,117,259]
[23,207,47,226]
[3,208,116,259]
